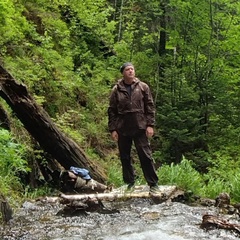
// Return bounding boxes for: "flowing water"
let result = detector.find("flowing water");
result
[1,194,240,240]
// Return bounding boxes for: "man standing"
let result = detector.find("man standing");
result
[108,62,159,194]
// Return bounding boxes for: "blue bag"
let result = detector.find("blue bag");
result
[70,166,91,180]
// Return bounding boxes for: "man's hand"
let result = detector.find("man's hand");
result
[146,126,154,138]
[111,130,118,141]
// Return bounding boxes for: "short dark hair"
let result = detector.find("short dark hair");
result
[120,62,134,73]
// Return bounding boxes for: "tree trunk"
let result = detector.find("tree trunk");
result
[0,65,106,183]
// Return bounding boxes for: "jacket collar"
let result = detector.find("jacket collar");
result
[117,78,140,90]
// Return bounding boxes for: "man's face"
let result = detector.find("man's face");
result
[123,65,135,79]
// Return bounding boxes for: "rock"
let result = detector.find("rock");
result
[0,194,13,223]
[215,192,230,207]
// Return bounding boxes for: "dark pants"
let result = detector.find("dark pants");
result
[118,130,159,186]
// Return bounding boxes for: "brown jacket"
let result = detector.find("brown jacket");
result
[108,78,155,135]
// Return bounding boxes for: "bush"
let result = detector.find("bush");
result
[229,172,240,202]
[0,129,30,198]
[199,177,230,200]
[157,156,240,203]
[106,154,124,187]
[157,158,204,195]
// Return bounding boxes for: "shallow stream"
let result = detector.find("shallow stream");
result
[1,193,240,239]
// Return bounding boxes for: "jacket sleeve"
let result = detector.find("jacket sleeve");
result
[143,84,155,127]
[107,86,118,132]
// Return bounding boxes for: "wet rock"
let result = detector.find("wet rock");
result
[0,194,13,223]
[141,211,161,220]
[215,192,230,207]
[198,198,216,207]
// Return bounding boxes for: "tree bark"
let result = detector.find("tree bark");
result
[0,65,106,183]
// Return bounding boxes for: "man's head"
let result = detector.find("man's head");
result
[120,62,135,82]
[120,62,134,73]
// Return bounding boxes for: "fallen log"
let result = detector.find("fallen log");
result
[0,65,106,183]
[201,214,240,235]
[40,185,183,216]
[58,185,180,203]
[42,185,181,203]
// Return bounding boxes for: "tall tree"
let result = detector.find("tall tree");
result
[109,0,240,168]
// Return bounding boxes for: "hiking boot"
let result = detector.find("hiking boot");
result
[149,185,160,194]
[126,182,135,192]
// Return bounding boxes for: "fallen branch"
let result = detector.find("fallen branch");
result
[201,214,240,235]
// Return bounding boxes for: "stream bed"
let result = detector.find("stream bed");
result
[1,193,240,240]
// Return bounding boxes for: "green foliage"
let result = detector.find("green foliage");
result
[156,157,240,203]
[229,173,240,203]
[0,0,29,48]
[0,129,30,200]
[157,158,204,194]
[54,110,87,144]
[201,153,240,202]
[205,154,238,181]
[24,185,56,199]
[105,154,124,187]
[1,0,240,204]
[200,177,230,200]
[0,129,30,175]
